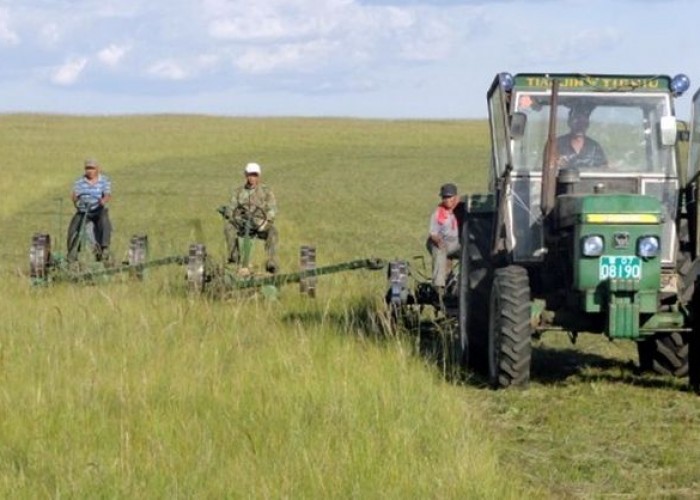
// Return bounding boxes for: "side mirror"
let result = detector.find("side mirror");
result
[660,115,678,146]
[677,120,690,142]
[510,112,527,139]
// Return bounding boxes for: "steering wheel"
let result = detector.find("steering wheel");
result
[74,193,100,213]
[232,206,268,234]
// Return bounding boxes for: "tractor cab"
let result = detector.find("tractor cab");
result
[488,73,687,268]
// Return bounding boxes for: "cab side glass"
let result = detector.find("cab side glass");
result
[510,112,527,139]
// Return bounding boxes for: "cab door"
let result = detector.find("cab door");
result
[687,89,700,258]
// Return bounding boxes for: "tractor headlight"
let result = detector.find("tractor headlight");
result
[582,235,604,257]
[637,236,660,258]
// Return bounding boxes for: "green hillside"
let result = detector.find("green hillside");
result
[0,114,697,498]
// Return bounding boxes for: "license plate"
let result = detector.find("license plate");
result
[599,256,642,280]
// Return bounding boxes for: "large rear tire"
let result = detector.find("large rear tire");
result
[487,266,532,388]
[689,334,699,394]
[637,332,688,377]
[456,220,471,369]
[689,283,700,394]
[458,214,491,375]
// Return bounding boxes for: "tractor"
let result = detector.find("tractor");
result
[450,73,700,391]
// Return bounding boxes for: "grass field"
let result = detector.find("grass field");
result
[0,114,698,498]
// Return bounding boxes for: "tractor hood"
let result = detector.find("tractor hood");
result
[556,194,662,228]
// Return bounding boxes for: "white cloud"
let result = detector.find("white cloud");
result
[0,8,20,45]
[97,43,130,67]
[38,23,61,48]
[93,1,145,19]
[522,27,621,65]
[50,57,88,85]
[234,40,339,74]
[205,1,459,77]
[208,6,326,42]
[197,53,221,71]
[146,54,223,81]
[148,59,189,80]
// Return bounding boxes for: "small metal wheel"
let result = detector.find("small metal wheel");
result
[128,234,149,280]
[29,233,52,280]
[187,243,207,293]
[386,260,410,329]
[299,245,317,297]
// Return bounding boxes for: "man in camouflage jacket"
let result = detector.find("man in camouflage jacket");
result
[223,162,279,273]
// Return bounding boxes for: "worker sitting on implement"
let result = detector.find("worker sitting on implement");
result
[66,157,113,263]
[427,183,461,297]
[220,162,279,274]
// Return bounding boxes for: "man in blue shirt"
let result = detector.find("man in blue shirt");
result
[66,158,113,262]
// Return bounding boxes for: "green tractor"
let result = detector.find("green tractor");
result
[457,72,700,392]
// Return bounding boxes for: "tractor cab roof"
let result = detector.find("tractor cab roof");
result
[490,72,690,98]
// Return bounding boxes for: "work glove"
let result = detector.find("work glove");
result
[217,206,233,220]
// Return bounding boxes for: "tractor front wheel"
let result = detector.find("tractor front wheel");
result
[637,332,688,378]
[487,266,532,388]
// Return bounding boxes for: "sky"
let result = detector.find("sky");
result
[1,0,699,119]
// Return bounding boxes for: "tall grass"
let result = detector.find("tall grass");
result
[0,282,527,497]
[0,114,698,498]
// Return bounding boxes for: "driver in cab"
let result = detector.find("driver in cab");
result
[222,162,279,274]
[555,105,608,169]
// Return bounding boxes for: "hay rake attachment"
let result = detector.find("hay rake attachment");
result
[185,243,386,297]
[385,257,461,323]
[30,232,386,299]
[28,233,177,285]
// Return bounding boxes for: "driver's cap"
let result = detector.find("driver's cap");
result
[439,183,457,198]
[244,162,261,175]
[84,158,99,169]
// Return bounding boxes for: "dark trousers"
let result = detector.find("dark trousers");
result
[66,207,112,260]
[224,222,279,271]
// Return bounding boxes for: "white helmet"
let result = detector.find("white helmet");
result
[244,162,261,175]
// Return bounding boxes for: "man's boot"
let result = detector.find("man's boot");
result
[265,261,278,274]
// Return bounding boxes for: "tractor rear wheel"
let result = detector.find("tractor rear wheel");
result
[458,215,491,375]
[689,284,700,394]
[637,332,688,377]
[690,334,700,394]
[487,266,532,388]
